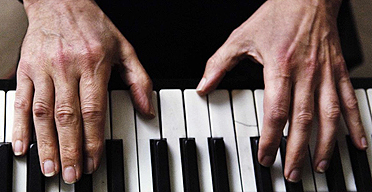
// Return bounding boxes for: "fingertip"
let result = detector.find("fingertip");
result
[196,78,207,96]
[13,140,24,156]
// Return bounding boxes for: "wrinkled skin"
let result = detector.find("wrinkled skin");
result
[13,0,154,184]
[197,0,367,182]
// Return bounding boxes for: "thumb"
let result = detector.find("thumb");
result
[196,43,243,96]
[118,40,155,119]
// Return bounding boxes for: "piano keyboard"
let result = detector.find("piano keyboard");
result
[1,88,372,192]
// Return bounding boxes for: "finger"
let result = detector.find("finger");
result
[119,41,155,118]
[335,62,367,149]
[284,82,315,182]
[12,70,33,156]
[196,42,244,96]
[79,73,108,174]
[312,77,340,173]
[32,76,60,177]
[54,79,83,184]
[258,66,291,167]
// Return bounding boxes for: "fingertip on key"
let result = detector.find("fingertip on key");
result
[43,160,56,177]
[286,168,301,183]
[259,155,275,167]
[316,160,328,173]
[84,157,94,174]
[361,137,368,149]
[13,140,23,156]
[63,166,77,184]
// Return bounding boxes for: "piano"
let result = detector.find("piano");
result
[1,78,372,192]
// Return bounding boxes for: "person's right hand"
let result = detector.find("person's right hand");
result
[13,0,154,184]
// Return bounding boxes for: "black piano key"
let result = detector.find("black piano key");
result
[0,143,13,192]
[251,136,273,192]
[150,139,171,192]
[325,141,347,192]
[180,138,200,192]
[279,137,304,192]
[27,143,45,192]
[346,135,372,191]
[75,174,93,192]
[208,137,230,192]
[106,139,125,192]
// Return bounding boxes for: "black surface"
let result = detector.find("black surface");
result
[150,139,171,192]
[180,138,200,192]
[106,139,125,192]
[325,141,347,192]
[208,137,230,192]
[0,143,13,192]
[75,174,93,192]
[27,143,45,192]
[346,135,372,191]
[279,137,304,192]
[251,137,273,192]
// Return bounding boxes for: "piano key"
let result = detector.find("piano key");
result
[45,174,59,192]
[27,143,45,192]
[150,139,171,192]
[0,143,12,192]
[180,138,200,192]
[346,135,372,191]
[308,117,329,192]
[208,137,230,192]
[136,91,161,192]
[355,89,372,175]
[92,95,111,191]
[279,137,304,192]
[251,137,273,192]
[111,90,139,191]
[75,174,92,192]
[1,90,4,142]
[159,89,187,191]
[184,90,213,191]
[6,90,28,192]
[325,141,347,192]
[231,90,258,192]
[254,90,286,192]
[106,139,125,192]
[208,90,242,191]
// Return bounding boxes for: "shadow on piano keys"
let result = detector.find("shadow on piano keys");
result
[1,78,372,192]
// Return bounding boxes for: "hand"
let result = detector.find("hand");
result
[13,0,154,184]
[196,0,368,182]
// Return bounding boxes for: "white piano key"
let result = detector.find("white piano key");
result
[6,90,27,192]
[253,90,286,192]
[45,175,60,192]
[137,91,160,192]
[93,95,111,191]
[0,91,5,142]
[159,90,186,192]
[184,90,213,191]
[355,89,372,175]
[111,90,139,192]
[208,90,242,191]
[60,175,74,192]
[231,90,258,192]
[337,116,357,191]
[309,117,329,192]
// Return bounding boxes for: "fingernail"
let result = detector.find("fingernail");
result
[149,103,156,118]
[286,168,301,182]
[260,155,275,167]
[63,166,77,184]
[196,78,206,92]
[84,158,94,174]
[361,137,368,149]
[317,160,328,173]
[43,160,56,177]
[14,140,23,156]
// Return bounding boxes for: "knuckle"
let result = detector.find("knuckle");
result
[55,104,78,126]
[33,100,53,119]
[268,105,289,124]
[324,102,341,120]
[295,111,314,127]
[81,104,105,121]
[345,96,359,111]
[14,96,31,113]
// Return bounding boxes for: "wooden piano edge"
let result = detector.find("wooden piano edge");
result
[1,77,372,91]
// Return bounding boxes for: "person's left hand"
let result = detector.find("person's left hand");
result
[196,0,367,182]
